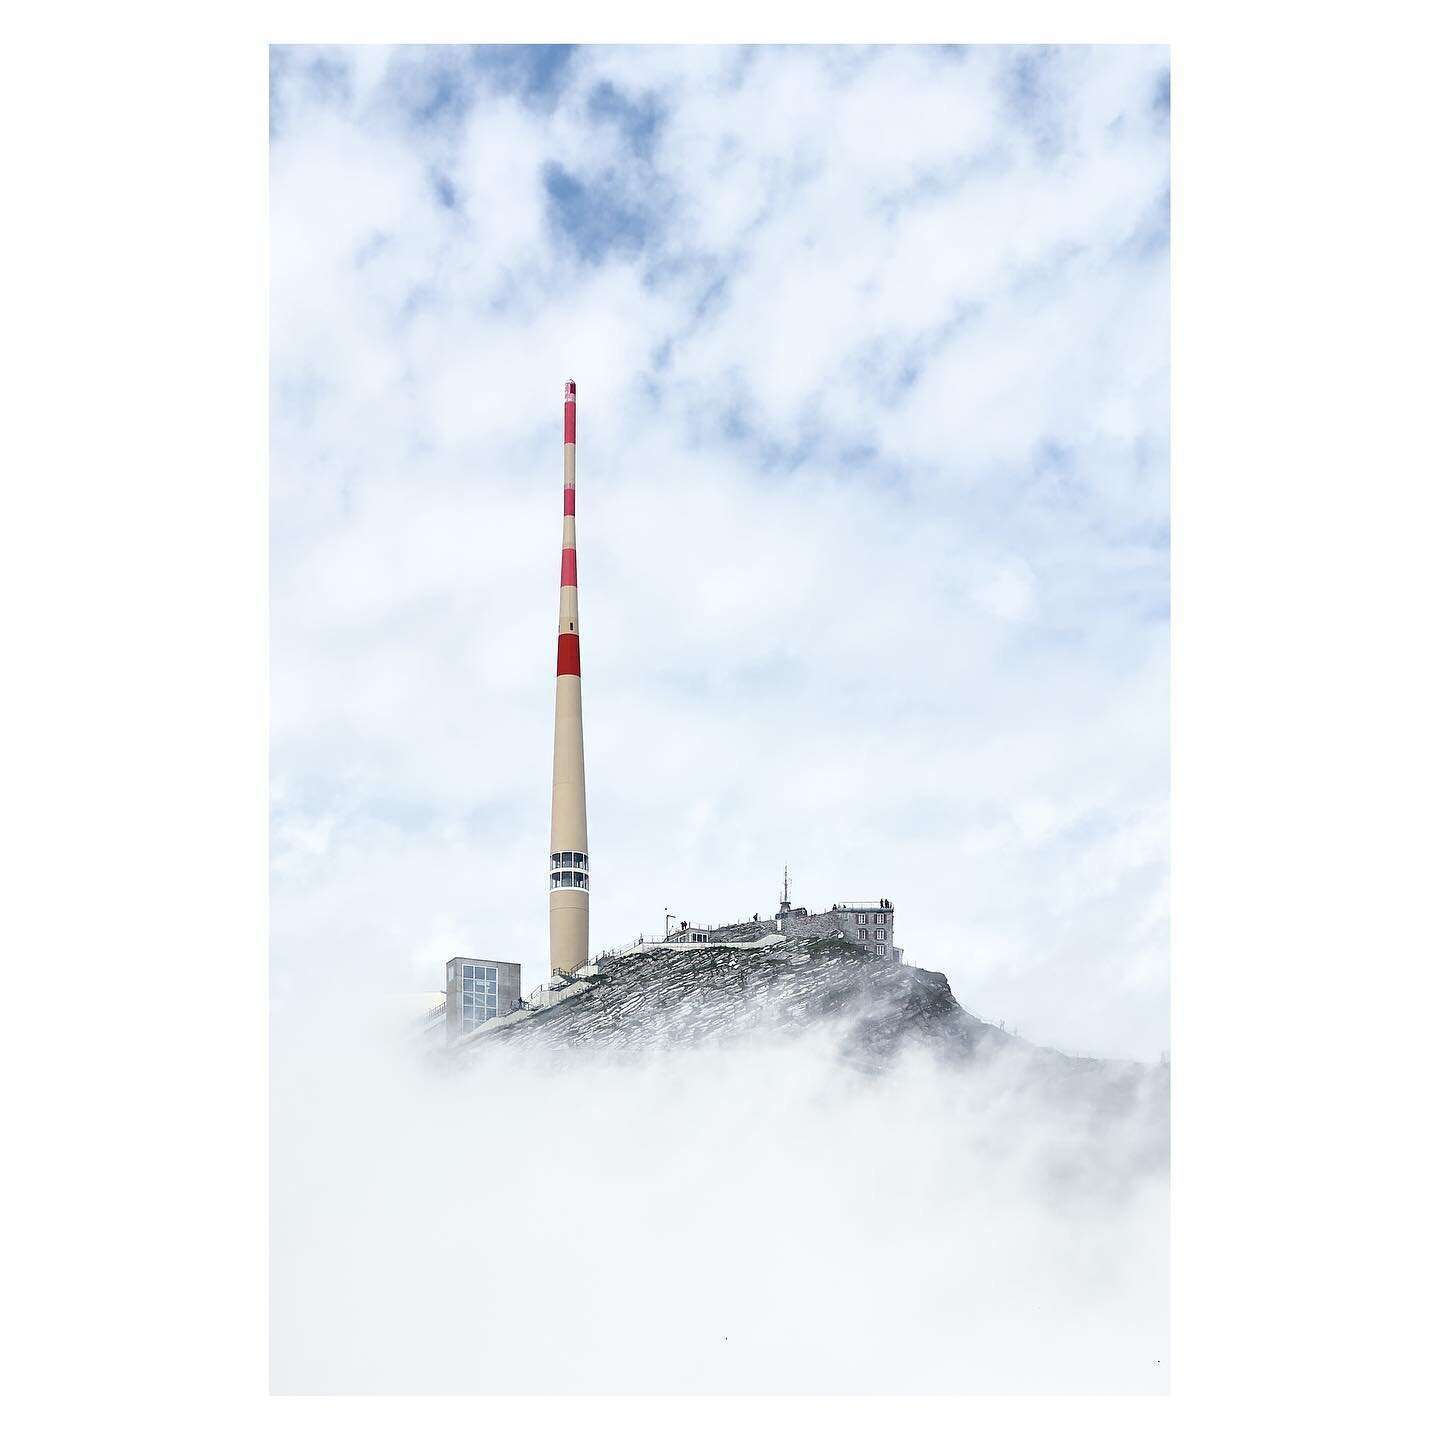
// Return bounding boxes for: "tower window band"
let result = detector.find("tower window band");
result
[550,851,589,890]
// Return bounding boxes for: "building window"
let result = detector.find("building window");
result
[860,929,868,939]
[877,944,886,956]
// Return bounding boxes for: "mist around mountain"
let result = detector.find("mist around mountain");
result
[461,936,1169,1165]
[473,936,1156,1069]
[272,938,1169,1394]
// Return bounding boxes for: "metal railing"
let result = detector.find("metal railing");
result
[612,930,720,947]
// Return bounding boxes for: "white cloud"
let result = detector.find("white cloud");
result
[271,1005,1169,1393]
[270,44,1170,1062]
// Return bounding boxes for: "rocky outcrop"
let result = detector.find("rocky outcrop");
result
[468,939,1151,1080]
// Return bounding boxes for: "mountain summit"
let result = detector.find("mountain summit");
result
[458,935,1165,1111]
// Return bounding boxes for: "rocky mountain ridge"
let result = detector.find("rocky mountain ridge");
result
[464,937,1159,1086]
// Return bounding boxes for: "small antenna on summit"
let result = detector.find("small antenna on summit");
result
[780,864,791,913]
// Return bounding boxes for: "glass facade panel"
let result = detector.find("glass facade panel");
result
[456,963,511,1033]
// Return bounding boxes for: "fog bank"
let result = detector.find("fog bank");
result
[271,1002,1168,1394]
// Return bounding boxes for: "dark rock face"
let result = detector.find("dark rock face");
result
[482,938,986,1066]
[472,939,1159,1086]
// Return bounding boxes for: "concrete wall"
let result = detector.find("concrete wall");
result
[689,917,776,944]
[774,909,849,942]
[497,961,523,1014]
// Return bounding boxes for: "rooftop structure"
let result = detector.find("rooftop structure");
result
[644,890,903,964]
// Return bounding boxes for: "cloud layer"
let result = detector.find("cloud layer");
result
[270,44,1170,1060]
[272,1004,1169,1393]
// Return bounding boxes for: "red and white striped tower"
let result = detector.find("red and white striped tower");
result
[549,380,589,975]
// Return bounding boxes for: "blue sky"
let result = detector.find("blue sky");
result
[269,43,1170,1059]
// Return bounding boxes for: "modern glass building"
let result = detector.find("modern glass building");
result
[444,956,523,1043]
